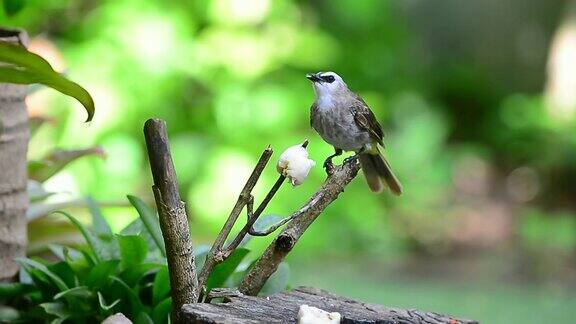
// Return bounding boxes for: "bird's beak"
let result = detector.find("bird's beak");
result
[306,73,321,83]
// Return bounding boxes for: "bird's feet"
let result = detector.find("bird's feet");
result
[323,158,336,175]
[343,154,359,165]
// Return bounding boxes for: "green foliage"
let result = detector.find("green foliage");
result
[2,0,26,16]
[26,118,107,253]
[0,42,94,121]
[0,197,290,323]
[520,209,576,251]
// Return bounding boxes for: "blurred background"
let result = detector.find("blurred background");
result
[2,0,576,322]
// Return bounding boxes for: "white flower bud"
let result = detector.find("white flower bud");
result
[276,143,315,186]
[298,304,341,324]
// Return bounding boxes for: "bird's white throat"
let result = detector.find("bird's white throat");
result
[316,91,335,110]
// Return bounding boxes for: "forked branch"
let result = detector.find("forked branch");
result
[238,158,361,296]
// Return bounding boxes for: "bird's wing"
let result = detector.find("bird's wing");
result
[310,102,319,129]
[351,94,384,146]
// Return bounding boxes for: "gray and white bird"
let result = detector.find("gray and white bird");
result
[307,71,402,195]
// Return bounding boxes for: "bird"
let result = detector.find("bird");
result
[307,71,402,195]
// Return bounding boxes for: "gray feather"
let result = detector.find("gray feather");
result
[358,154,384,193]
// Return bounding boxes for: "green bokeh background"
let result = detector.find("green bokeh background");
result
[3,0,576,322]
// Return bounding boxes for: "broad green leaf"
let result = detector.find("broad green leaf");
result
[2,0,26,16]
[206,248,250,291]
[152,298,171,324]
[259,262,290,296]
[152,266,170,305]
[121,219,164,262]
[54,286,93,300]
[86,260,119,288]
[127,195,166,257]
[97,292,120,312]
[0,42,95,121]
[226,258,257,288]
[15,258,68,291]
[117,234,148,269]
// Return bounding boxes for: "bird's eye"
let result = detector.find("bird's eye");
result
[324,75,335,83]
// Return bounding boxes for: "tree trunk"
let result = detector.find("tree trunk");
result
[0,28,29,281]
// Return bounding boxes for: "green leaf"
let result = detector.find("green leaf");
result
[152,266,170,305]
[259,262,290,296]
[2,0,26,17]
[54,286,93,300]
[29,147,105,182]
[40,302,71,320]
[47,261,76,288]
[48,244,83,262]
[0,305,20,322]
[117,234,148,269]
[86,260,119,288]
[15,258,68,291]
[55,211,117,262]
[121,219,164,263]
[121,263,163,287]
[193,244,211,272]
[152,298,171,324]
[134,312,154,324]
[111,276,144,314]
[87,197,112,238]
[27,180,54,202]
[206,248,250,291]
[0,42,95,122]
[97,292,120,312]
[0,282,35,299]
[252,214,285,233]
[127,195,166,257]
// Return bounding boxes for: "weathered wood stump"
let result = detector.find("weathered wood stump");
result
[181,286,478,324]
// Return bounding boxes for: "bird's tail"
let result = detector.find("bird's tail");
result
[358,151,402,195]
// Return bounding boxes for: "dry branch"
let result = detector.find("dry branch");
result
[239,158,361,296]
[144,118,198,323]
[197,147,273,298]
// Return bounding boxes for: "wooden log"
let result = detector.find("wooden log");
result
[181,286,478,324]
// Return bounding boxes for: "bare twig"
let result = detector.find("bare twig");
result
[144,119,198,323]
[224,174,285,251]
[224,139,309,251]
[197,147,273,298]
[238,158,361,296]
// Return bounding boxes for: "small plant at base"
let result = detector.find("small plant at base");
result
[0,195,289,323]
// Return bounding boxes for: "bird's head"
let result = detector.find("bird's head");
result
[306,71,348,97]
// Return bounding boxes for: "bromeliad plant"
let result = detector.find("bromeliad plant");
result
[0,196,289,323]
